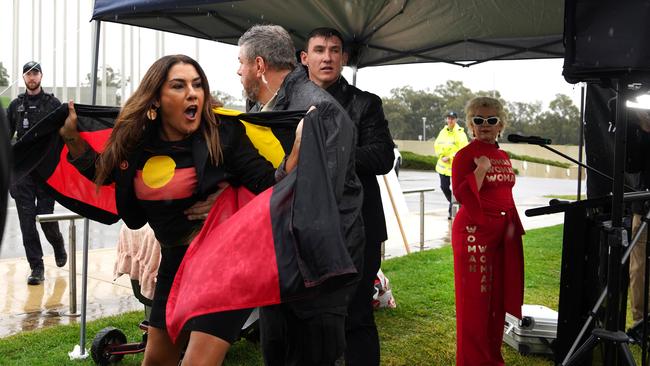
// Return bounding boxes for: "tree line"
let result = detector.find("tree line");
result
[382,80,581,145]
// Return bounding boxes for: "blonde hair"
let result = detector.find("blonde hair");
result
[465,96,507,137]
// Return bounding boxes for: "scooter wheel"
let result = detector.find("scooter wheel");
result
[91,326,127,365]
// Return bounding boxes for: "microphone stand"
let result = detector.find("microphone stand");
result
[535,143,638,192]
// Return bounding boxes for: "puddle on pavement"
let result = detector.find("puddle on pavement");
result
[0,292,143,338]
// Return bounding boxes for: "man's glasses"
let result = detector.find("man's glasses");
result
[472,116,500,125]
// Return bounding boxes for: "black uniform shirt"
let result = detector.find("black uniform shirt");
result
[6,90,61,140]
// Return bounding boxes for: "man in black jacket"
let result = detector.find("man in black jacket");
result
[6,61,66,285]
[238,24,365,366]
[301,27,395,366]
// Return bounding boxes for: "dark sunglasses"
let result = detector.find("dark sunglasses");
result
[472,116,500,125]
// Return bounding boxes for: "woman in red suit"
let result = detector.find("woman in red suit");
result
[451,96,525,366]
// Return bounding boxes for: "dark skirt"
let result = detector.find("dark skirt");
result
[148,245,253,344]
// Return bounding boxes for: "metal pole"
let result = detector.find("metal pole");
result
[79,218,90,356]
[67,218,78,316]
[422,117,427,141]
[90,21,101,105]
[603,78,628,364]
[36,213,82,316]
[419,192,425,250]
[577,83,585,200]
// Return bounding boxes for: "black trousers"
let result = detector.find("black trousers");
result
[439,173,453,216]
[260,285,354,366]
[9,175,64,270]
[344,239,381,366]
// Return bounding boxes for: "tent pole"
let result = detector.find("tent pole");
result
[91,20,101,105]
[577,83,585,200]
[74,18,102,358]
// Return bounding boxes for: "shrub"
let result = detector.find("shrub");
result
[401,151,437,170]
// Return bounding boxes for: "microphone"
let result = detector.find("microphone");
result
[507,134,552,145]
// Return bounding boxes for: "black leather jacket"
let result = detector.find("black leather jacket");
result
[326,76,395,244]
[251,67,365,286]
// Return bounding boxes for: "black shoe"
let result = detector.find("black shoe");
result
[53,244,67,268]
[27,267,45,285]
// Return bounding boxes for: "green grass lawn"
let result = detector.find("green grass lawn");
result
[543,194,587,201]
[0,96,10,108]
[0,224,620,365]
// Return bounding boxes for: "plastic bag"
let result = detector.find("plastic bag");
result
[372,269,397,309]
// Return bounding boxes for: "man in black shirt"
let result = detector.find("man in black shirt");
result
[6,61,66,285]
[301,27,395,366]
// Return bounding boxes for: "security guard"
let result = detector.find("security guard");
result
[434,111,469,219]
[6,61,66,285]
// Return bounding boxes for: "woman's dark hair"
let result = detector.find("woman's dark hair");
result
[95,55,221,185]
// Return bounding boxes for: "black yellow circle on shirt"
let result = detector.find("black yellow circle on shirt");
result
[142,156,176,189]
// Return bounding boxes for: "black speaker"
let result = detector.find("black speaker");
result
[563,0,650,84]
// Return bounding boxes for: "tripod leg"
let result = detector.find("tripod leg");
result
[619,343,637,366]
[642,213,650,366]
[564,335,600,366]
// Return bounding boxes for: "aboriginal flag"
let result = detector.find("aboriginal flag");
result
[166,104,359,341]
[12,104,120,224]
[11,105,303,223]
[13,104,359,342]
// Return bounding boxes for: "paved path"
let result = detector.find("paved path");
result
[0,171,582,339]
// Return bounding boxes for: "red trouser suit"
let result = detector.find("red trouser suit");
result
[451,140,525,366]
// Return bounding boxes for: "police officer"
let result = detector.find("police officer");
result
[434,111,469,219]
[6,61,66,285]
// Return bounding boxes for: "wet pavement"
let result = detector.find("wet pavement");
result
[0,170,582,338]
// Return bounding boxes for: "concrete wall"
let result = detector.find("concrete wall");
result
[395,139,586,180]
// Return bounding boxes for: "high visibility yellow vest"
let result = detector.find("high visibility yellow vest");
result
[434,125,469,176]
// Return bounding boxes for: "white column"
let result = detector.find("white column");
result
[75,0,81,102]
[121,25,126,106]
[37,0,42,62]
[155,31,161,58]
[137,28,141,84]
[129,26,134,96]
[52,0,57,95]
[62,0,68,101]
[101,22,107,105]
[31,0,35,59]
[161,32,165,57]
[12,0,19,99]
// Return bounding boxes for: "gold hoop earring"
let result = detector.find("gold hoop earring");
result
[147,107,158,121]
